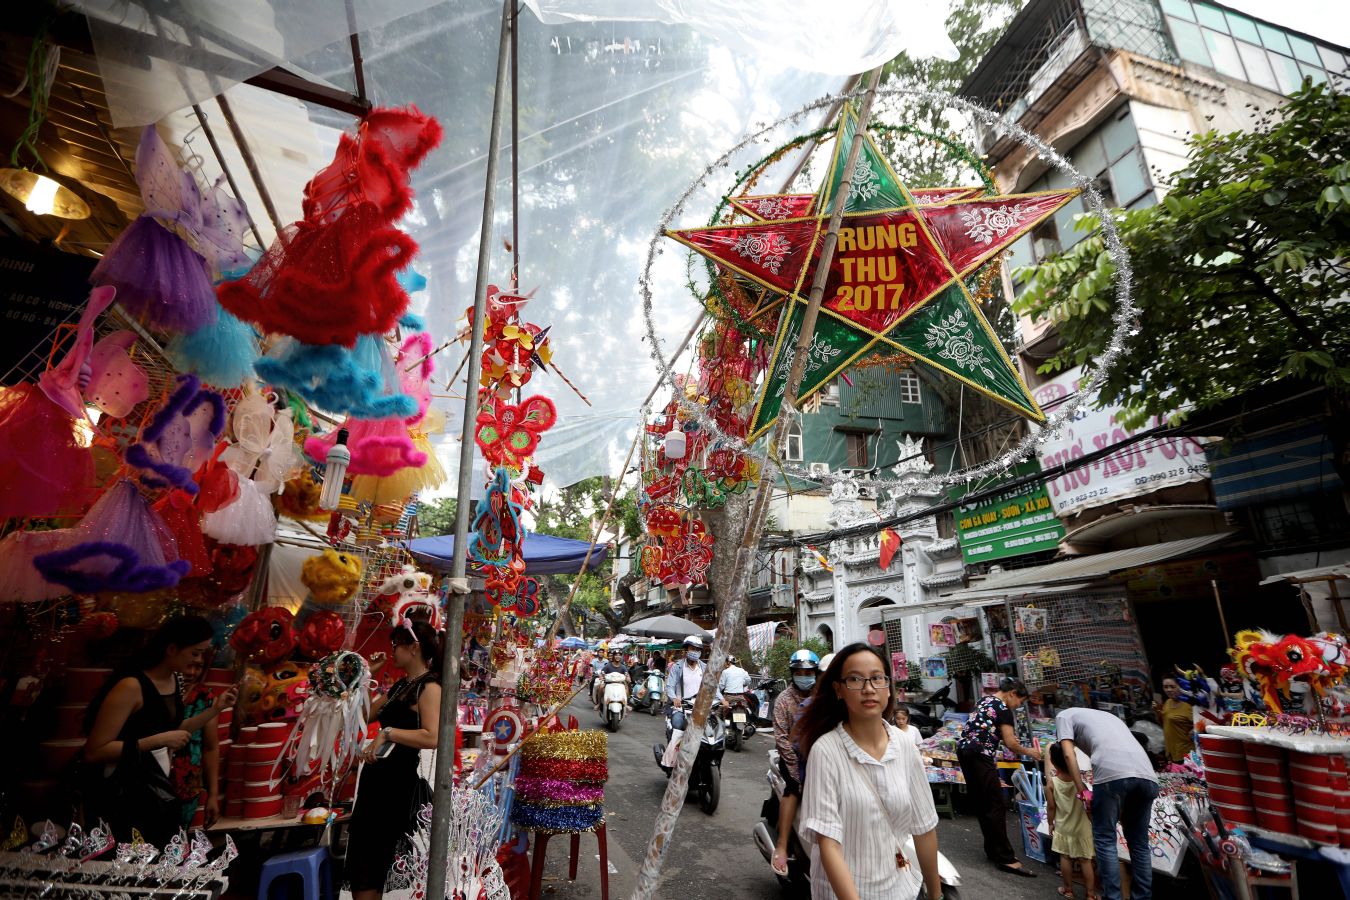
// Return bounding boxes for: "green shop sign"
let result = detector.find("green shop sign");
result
[955,462,1065,564]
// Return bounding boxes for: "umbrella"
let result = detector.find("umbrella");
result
[558,636,588,650]
[622,614,712,642]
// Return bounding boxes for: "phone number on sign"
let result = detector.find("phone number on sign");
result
[1133,465,1208,487]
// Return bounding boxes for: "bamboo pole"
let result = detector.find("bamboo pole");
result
[471,683,588,790]
[424,3,513,898]
[630,68,885,900]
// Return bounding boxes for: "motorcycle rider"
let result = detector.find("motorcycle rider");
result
[771,648,820,876]
[593,648,631,710]
[665,636,722,730]
[719,654,753,704]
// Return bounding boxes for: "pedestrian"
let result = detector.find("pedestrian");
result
[794,643,944,900]
[1054,707,1160,900]
[893,705,923,748]
[771,648,820,876]
[1046,742,1097,899]
[1152,677,1194,764]
[955,677,1043,878]
[347,620,443,900]
[83,616,235,846]
[171,659,224,828]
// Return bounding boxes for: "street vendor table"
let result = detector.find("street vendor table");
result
[0,851,227,898]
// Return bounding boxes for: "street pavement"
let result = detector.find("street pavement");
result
[535,699,1050,900]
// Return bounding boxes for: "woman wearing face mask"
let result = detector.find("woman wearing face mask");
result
[347,620,443,900]
[956,677,1042,878]
[83,615,233,845]
[793,643,943,900]
[771,649,820,875]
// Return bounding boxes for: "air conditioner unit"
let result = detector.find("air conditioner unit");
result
[1033,236,1062,259]
[857,484,877,500]
[808,462,830,477]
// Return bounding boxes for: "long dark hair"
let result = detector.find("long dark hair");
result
[391,619,443,671]
[792,642,895,763]
[84,615,214,733]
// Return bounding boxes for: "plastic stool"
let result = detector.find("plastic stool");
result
[257,846,332,900]
[527,822,608,900]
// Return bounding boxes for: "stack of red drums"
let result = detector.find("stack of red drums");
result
[1199,733,1256,826]
[224,721,290,819]
[1200,732,1350,846]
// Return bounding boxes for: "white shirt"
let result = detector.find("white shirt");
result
[800,723,940,900]
[896,723,923,748]
[719,665,752,694]
[676,662,703,701]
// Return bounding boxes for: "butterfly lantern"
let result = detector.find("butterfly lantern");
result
[219,391,304,494]
[656,519,714,587]
[474,394,556,469]
[485,569,541,617]
[465,285,554,397]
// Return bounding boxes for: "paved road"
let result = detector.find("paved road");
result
[536,700,1052,900]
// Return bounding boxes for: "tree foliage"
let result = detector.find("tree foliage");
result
[414,497,457,536]
[1013,82,1350,428]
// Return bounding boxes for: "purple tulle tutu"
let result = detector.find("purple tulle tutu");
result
[33,480,189,594]
[91,216,217,333]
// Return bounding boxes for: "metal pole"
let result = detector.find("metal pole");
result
[510,0,521,290]
[424,2,513,898]
[631,67,884,900]
[190,104,266,248]
[215,92,284,234]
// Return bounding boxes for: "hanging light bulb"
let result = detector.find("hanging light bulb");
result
[318,429,351,511]
[0,169,90,219]
[664,426,686,460]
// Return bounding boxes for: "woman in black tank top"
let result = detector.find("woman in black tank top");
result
[83,616,234,845]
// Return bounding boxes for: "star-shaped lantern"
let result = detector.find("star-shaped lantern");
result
[667,105,1080,439]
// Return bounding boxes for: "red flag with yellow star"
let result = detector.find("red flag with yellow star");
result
[879,528,901,570]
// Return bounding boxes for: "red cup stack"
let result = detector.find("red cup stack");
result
[1199,734,1256,826]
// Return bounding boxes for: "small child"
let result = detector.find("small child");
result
[1046,742,1097,899]
[893,704,924,747]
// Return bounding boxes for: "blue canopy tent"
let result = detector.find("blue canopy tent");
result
[405,532,608,576]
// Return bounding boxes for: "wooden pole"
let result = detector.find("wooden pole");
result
[631,68,885,900]
[1211,579,1231,648]
[471,683,588,790]
[424,3,513,898]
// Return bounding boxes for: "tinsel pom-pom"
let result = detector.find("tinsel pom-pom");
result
[513,779,605,805]
[519,730,607,764]
[511,801,604,834]
[515,759,608,783]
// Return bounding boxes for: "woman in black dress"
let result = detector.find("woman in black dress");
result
[83,615,237,845]
[347,620,443,899]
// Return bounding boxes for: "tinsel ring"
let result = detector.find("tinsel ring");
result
[513,779,605,805]
[516,758,608,783]
[511,802,604,835]
[519,729,606,763]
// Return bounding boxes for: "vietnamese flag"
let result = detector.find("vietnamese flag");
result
[879,528,902,570]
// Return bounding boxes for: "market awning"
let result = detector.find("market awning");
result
[404,532,608,576]
[937,532,1242,604]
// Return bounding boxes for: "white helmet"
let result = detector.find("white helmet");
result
[683,635,703,650]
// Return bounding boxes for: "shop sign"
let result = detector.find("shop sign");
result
[0,238,95,385]
[955,461,1065,563]
[1033,367,1210,517]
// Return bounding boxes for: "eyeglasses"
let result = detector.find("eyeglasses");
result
[839,674,891,691]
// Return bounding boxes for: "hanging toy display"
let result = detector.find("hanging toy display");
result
[511,731,608,834]
[125,375,227,493]
[218,391,304,494]
[229,607,299,668]
[37,286,117,419]
[0,382,97,520]
[85,329,151,418]
[297,610,347,660]
[218,107,443,347]
[33,480,190,594]
[279,650,370,789]
[1230,630,1331,714]
[376,565,442,628]
[91,126,251,333]
[300,548,364,606]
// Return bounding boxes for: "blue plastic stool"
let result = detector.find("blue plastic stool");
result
[257,847,332,900]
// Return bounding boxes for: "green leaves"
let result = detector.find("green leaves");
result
[1012,81,1350,426]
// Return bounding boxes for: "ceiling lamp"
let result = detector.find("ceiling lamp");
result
[0,168,90,219]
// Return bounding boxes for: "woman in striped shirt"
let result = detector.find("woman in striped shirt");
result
[795,643,945,900]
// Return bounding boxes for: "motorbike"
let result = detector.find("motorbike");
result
[751,676,784,729]
[752,749,963,897]
[631,669,666,715]
[652,699,726,814]
[601,671,628,732]
[904,680,953,737]
[723,692,755,752]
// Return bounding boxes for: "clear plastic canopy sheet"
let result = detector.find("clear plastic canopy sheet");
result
[74,0,956,486]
